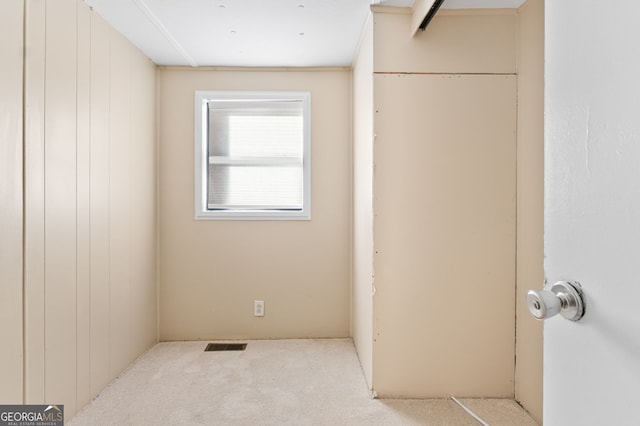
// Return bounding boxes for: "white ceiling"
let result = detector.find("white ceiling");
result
[85,0,526,68]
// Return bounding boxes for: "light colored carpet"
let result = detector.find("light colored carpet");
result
[69,339,538,425]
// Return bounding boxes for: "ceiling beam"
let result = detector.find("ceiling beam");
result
[411,0,444,35]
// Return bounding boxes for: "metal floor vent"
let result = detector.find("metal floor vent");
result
[204,343,247,352]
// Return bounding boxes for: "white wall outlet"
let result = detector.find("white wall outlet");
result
[254,300,265,317]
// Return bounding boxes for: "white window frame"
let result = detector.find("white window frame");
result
[194,90,311,220]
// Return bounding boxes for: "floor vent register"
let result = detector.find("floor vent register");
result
[204,343,247,352]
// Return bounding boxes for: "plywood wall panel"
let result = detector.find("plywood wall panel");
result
[109,30,133,377]
[20,0,157,418]
[44,0,78,413]
[76,1,92,409]
[89,11,112,397]
[0,0,25,404]
[24,0,46,403]
[129,52,158,353]
[373,9,516,74]
[372,74,516,397]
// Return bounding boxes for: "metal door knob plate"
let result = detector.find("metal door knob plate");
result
[526,281,585,321]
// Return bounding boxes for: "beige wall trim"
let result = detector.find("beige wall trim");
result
[437,9,517,16]
[155,66,162,343]
[371,6,515,17]
[371,5,411,15]
[158,65,350,72]
[374,72,516,75]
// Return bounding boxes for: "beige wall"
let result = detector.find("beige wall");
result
[515,0,544,422]
[0,0,24,404]
[352,15,375,388]
[17,0,158,418]
[159,68,352,340]
[351,7,518,398]
[374,8,517,74]
[373,73,516,397]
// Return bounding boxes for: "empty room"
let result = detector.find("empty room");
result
[2,0,638,425]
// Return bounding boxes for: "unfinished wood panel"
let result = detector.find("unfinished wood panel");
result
[89,11,112,397]
[109,30,133,377]
[24,0,46,403]
[372,74,516,397]
[44,0,78,414]
[373,9,516,74]
[76,0,92,409]
[0,0,24,404]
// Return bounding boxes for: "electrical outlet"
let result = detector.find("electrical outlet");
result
[254,300,265,317]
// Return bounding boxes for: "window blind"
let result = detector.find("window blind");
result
[207,101,304,210]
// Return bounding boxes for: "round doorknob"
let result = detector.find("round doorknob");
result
[526,281,585,321]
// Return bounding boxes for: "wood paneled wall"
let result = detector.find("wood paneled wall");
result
[0,0,159,419]
[0,0,25,404]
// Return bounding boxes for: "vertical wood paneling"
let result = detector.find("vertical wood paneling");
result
[129,52,158,354]
[89,11,111,397]
[143,61,158,347]
[109,31,133,377]
[24,0,46,403]
[21,1,157,417]
[0,0,24,403]
[44,0,77,414]
[76,0,92,409]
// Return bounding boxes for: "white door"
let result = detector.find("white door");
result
[544,1,640,425]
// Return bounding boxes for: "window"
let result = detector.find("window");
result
[195,91,311,220]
